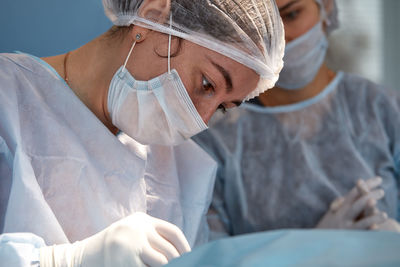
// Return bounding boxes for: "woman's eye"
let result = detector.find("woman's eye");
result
[202,76,215,95]
[283,10,300,22]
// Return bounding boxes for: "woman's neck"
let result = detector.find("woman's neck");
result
[258,64,336,107]
[42,34,127,134]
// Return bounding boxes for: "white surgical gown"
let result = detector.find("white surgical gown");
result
[0,53,217,266]
[194,72,400,236]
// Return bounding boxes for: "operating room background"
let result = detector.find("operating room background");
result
[327,0,400,90]
[0,0,398,90]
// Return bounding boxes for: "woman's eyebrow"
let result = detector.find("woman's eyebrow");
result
[279,0,300,12]
[207,56,233,93]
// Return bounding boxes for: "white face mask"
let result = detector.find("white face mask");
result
[276,21,328,90]
[107,32,208,146]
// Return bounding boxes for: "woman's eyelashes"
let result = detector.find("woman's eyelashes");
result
[201,75,216,96]
[282,9,301,22]
[218,104,227,113]
[200,74,227,113]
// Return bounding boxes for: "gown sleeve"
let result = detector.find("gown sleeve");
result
[0,233,46,267]
[0,56,46,267]
[392,92,400,176]
[391,91,400,219]
[193,118,235,239]
[379,87,400,220]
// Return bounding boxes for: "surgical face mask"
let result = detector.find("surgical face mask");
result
[107,33,208,146]
[276,21,328,90]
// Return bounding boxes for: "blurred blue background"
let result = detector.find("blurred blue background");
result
[0,0,111,57]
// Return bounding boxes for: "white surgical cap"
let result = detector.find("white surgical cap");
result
[103,0,285,100]
[315,0,339,35]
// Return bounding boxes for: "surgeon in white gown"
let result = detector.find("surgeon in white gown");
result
[0,0,285,266]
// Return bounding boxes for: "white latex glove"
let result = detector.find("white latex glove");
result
[356,178,400,233]
[40,212,191,267]
[316,177,387,230]
[355,178,382,224]
[373,218,400,232]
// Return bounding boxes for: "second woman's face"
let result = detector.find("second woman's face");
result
[276,0,321,42]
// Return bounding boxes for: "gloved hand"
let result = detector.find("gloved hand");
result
[355,178,400,233]
[316,177,387,230]
[40,212,191,267]
[373,218,400,232]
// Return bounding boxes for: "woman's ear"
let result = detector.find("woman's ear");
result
[138,0,171,23]
[321,0,334,33]
[324,0,334,17]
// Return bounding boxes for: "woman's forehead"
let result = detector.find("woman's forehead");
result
[276,0,308,8]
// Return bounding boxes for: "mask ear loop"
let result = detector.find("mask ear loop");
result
[316,1,328,25]
[168,13,173,75]
[119,32,141,78]
[122,41,137,73]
